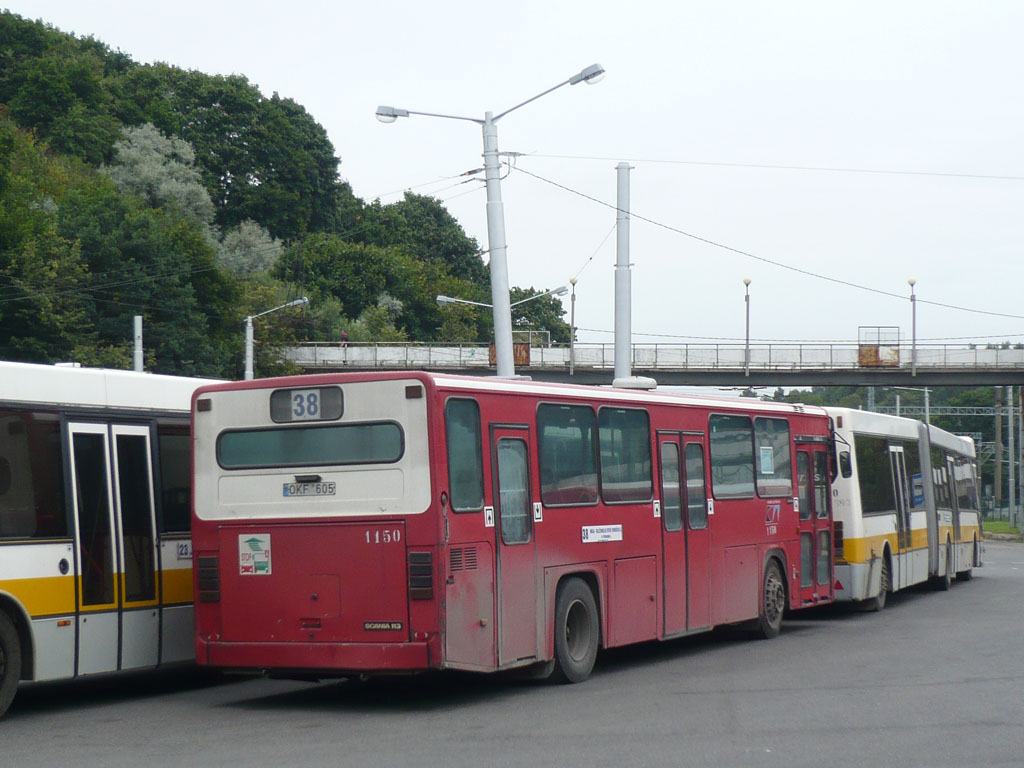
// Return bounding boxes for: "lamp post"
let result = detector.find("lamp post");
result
[243,297,309,380]
[377,64,605,378]
[743,278,752,377]
[437,285,569,311]
[909,277,917,377]
[438,286,569,349]
[569,277,578,377]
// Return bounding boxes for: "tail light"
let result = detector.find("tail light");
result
[833,521,845,563]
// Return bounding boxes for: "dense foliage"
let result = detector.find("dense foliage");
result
[0,12,569,377]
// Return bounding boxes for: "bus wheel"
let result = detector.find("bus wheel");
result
[551,578,598,684]
[864,556,890,612]
[938,541,953,591]
[753,560,785,639]
[0,612,21,719]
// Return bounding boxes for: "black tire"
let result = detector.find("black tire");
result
[550,578,598,684]
[752,560,785,639]
[0,611,21,719]
[863,556,890,612]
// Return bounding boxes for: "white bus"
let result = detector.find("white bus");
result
[828,408,982,610]
[0,361,214,718]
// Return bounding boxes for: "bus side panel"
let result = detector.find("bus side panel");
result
[442,541,495,669]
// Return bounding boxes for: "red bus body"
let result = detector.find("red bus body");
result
[191,372,834,680]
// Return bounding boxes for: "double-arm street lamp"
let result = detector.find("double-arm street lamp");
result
[436,284,569,311]
[377,64,605,378]
[244,297,309,380]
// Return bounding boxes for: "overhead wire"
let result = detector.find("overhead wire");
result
[510,163,1024,322]
[525,153,1024,182]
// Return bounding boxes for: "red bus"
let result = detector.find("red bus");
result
[191,372,834,682]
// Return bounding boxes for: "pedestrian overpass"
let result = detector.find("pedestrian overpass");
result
[283,341,1024,386]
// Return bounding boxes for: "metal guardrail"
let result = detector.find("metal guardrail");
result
[283,342,1024,371]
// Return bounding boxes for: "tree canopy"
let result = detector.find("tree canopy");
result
[0,11,570,378]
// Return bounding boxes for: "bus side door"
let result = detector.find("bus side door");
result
[795,444,834,604]
[68,422,159,675]
[489,424,538,666]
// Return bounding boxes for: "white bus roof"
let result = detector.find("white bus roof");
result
[0,360,219,413]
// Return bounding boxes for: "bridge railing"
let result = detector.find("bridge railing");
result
[283,342,1024,370]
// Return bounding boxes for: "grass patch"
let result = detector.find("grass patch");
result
[983,520,1021,535]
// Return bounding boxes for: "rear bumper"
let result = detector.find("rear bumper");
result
[198,639,432,673]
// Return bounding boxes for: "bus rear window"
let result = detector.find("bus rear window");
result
[217,422,404,469]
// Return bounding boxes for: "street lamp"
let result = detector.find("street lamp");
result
[569,277,578,377]
[377,64,605,378]
[244,297,309,380]
[436,285,569,310]
[908,277,917,377]
[743,278,752,377]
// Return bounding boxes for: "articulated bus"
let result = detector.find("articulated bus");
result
[0,361,213,718]
[827,408,982,610]
[191,372,835,683]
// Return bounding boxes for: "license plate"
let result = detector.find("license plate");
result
[282,481,336,497]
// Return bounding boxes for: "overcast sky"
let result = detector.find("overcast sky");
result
[9,1,1024,349]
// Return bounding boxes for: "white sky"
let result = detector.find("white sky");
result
[9,1,1024,348]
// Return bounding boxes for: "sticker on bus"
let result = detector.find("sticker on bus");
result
[239,534,272,575]
[282,481,337,497]
[581,524,623,543]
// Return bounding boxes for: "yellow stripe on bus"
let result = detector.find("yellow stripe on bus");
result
[0,575,76,616]
[161,568,194,604]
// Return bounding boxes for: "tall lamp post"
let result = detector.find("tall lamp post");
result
[743,278,752,377]
[377,64,605,378]
[908,277,917,377]
[569,277,578,377]
[244,297,309,380]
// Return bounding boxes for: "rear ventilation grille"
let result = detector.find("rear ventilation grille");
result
[408,551,433,600]
[449,546,478,572]
[197,555,220,603]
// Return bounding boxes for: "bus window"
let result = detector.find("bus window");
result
[116,433,156,602]
[217,422,403,469]
[685,443,707,529]
[754,417,792,498]
[659,442,682,532]
[903,441,924,510]
[598,407,652,504]
[0,411,67,539]
[853,435,895,514]
[496,439,531,545]
[537,403,598,506]
[709,414,754,499]
[444,398,484,512]
[157,426,191,534]
[930,447,950,506]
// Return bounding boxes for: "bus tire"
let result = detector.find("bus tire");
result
[864,555,890,612]
[0,611,21,719]
[550,578,598,684]
[752,560,785,639]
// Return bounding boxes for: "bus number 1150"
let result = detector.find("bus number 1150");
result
[366,529,401,544]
